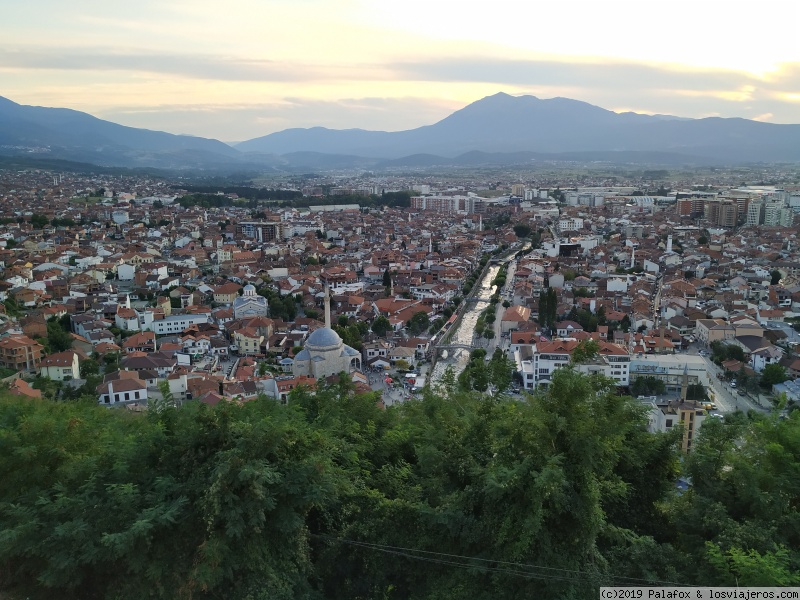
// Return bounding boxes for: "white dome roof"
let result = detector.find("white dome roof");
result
[305,327,342,349]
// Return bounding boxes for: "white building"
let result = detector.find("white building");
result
[514,340,630,390]
[233,284,269,319]
[152,313,211,335]
[39,351,80,382]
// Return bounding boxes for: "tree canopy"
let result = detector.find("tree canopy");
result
[1,368,800,598]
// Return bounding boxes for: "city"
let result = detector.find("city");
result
[3,0,800,596]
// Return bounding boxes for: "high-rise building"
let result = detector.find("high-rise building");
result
[718,201,738,228]
[746,200,764,226]
[236,221,284,242]
[763,201,785,226]
[704,199,738,227]
[677,197,705,216]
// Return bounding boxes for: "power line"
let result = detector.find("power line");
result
[312,534,691,587]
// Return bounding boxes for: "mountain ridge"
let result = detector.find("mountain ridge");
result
[2,93,800,171]
[235,93,800,163]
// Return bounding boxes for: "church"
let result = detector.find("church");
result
[293,286,362,379]
[233,284,269,319]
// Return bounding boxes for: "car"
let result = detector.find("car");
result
[730,381,737,388]
[738,390,746,396]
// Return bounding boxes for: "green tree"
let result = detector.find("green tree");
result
[406,311,430,336]
[571,339,600,364]
[46,316,73,353]
[30,214,48,228]
[488,349,514,394]
[79,358,100,379]
[630,376,666,396]
[761,364,788,387]
[513,223,532,238]
[371,315,391,337]
[770,269,782,286]
[686,383,708,401]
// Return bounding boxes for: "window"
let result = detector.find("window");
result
[124,392,130,400]
[666,419,673,428]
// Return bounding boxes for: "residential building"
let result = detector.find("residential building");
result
[39,350,80,381]
[0,334,44,372]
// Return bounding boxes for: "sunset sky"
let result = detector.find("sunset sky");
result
[2,0,799,141]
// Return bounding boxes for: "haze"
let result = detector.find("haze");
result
[2,0,799,141]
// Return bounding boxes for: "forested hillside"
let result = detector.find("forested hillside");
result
[1,369,798,599]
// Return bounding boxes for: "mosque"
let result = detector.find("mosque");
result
[292,286,362,379]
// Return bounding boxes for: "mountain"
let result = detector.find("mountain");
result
[0,96,257,171]
[237,92,800,163]
[3,93,800,171]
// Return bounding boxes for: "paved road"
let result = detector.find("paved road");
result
[635,349,769,414]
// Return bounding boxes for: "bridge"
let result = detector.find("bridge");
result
[436,343,476,358]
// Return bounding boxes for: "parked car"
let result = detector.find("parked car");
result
[738,390,746,396]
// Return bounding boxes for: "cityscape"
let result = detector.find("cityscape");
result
[2,0,800,597]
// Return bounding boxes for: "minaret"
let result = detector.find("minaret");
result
[680,363,689,403]
[666,235,673,253]
[428,236,432,254]
[630,245,636,268]
[390,276,394,298]
[324,283,331,329]
[478,214,483,231]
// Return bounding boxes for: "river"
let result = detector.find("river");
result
[430,264,501,382]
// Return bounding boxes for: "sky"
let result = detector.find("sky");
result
[2,0,800,142]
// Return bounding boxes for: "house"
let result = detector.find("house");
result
[261,375,316,404]
[39,350,80,381]
[233,327,265,356]
[7,377,42,399]
[96,371,148,406]
[213,282,242,304]
[555,320,584,338]
[0,334,44,372]
[123,331,157,354]
[501,305,531,334]
[750,345,783,372]
[695,319,735,345]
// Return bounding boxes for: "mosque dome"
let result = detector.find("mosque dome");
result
[305,327,342,350]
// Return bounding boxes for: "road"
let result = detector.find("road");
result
[634,351,769,415]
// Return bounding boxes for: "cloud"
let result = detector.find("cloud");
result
[0,47,376,82]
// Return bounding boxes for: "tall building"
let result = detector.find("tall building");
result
[703,199,738,227]
[236,221,283,242]
[764,201,787,226]
[746,199,764,226]
[718,201,738,228]
[410,195,486,214]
